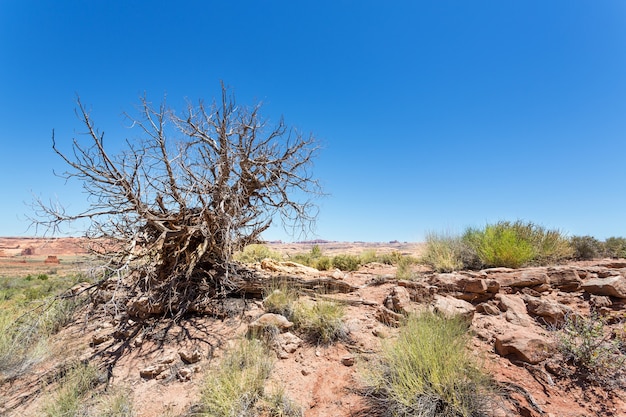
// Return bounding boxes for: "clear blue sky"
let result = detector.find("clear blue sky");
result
[1,1,625,242]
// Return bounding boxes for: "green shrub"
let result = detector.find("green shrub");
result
[422,233,466,273]
[314,256,332,271]
[464,223,535,269]
[262,282,300,318]
[235,244,283,263]
[570,235,604,260]
[42,363,101,417]
[556,313,625,387]
[262,387,303,417]
[395,256,415,280]
[604,237,626,259]
[200,339,273,416]
[362,312,492,416]
[292,300,347,344]
[331,254,361,271]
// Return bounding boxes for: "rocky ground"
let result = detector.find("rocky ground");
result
[1,239,625,416]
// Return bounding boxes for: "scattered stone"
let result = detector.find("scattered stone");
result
[179,348,203,364]
[489,269,549,288]
[582,276,626,298]
[496,294,532,326]
[432,294,475,322]
[375,305,403,327]
[547,267,582,292]
[590,295,612,309]
[126,297,164,318]
[384,286,417,314]
[273,332,302,358]
[140,364,168,379]
[523,296,572,326]
[341,355,355,366]
[476,302,501,316]
[495,329,554,364]
[248,313,294,335]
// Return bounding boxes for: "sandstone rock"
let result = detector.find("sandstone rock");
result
[140,363,168,379]
[585,266,619,278]
[581,276,626,298]
[489,269,548,288]
[375,305,403,327]
[44,255,59,264]
[91,331,111,346]
[590,295,612,309]
[432,273,488,293]
[248,313,294,335]
[341,355,355,366]
[496,294,532,326]
[495,329,554,364]
[523,296,572,326]
[384,286,416,314]
[432,295,475,322]
[274,332,302,357]
[126,297,164,318]
[179,348,203,364]
[476,302,501,316]
[260,259,319,275]
[547,267,582,292]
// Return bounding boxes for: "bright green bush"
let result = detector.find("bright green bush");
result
[362,312,492,416]
[331,254,361,271]
[466,224,535,269]
[200,339,273,416]
[421,233,466,273]
[235,244,283,263]
[292,300,347,344]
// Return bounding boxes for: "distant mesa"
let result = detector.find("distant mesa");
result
[45,255,60,264]
[21,247,35,256]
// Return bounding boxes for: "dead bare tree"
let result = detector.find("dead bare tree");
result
[33,84,322,318]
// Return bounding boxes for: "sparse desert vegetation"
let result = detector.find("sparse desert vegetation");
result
[1,235,626,417]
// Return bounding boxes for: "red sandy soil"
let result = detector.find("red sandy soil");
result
[0,238,624,417]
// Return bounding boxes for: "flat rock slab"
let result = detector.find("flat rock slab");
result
[582,275,626,298]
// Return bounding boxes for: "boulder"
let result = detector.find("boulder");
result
[385,286,417,314]
[248,313,294,335]
[432,295,475,323]
[488,268,548,288]
[432,273,488,293]
[496,294,532,326]
[547,267,582,292]
[273,332,303,359]
[523,296,572,326]
[495,328,554,364]
[581,276,626,298]
[179,348,203,364]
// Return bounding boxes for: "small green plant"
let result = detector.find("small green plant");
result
[421,232,465,273]
[465,223,535,269]
[292,300,347,344]
[263,387,303,417]
[37,273,50,281]
[97,389,135,417]
[556,313,626,387]
[200,338,273,416]
[42,362,101,417]
[395,256,415,280]
[604,237,626,259]
[361,312,492,417]
[314,256,332,271]
[235,244,283,263]
[331,254,361,271]
[262,281,300,318]
[570,235,604,260]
